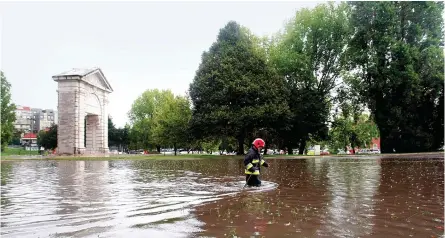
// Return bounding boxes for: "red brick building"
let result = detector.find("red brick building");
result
[370,137,380,150]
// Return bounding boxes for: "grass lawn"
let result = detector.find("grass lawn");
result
[1,147,40,156]
[1,151,441,162]
[0,152,370,162]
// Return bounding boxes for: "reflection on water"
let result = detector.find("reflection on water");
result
[1,156,443,238]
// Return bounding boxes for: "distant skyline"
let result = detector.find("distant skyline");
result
[1,1,323,127]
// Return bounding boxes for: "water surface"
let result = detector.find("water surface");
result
[1,155,443,237]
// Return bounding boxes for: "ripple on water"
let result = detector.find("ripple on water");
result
[1,157,443,238]
[0,160,278,237]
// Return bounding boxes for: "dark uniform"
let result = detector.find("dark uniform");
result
[243,146,269,187]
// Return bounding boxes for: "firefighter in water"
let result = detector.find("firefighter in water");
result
[244,138,269,187]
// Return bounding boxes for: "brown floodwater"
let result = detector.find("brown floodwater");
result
[1,154,444,238]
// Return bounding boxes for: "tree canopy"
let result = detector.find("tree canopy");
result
[189,21,289,154]
[1,71,16,152]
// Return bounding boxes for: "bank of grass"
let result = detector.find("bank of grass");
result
[1,151,442,162]
[0,153,243,162]
[0,153,370,162]
[1,147,40,156]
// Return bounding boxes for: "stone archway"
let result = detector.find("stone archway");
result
[53,68,113,155]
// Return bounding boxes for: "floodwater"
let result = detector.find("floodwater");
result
[1,155,444,238]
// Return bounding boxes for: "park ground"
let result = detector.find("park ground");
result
[1,147,443,162]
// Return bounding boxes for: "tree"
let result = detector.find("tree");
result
[347,1,444,152]
[128,89,173,151]
[37,124,58,150]
[152,94,192,155]
[108,116,130,152]
[118,124,131,152]
[108,116,117,147]
[329,113,379,154]
[128,89,191,153]
[11,128,23,146]
[201,137,221,154]
[1,71,16,152]
[270,2,351,154]
[189,21,289,155]
[128,118,152,150]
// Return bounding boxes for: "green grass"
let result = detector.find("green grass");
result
[1,151,442,162]
[0,153,243,162]
[1,147,40,156]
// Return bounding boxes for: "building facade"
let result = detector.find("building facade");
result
[31,108,58,132]
[14,106,34,132]
[13,105,58,133]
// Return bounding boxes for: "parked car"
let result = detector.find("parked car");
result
[337,150,351,155]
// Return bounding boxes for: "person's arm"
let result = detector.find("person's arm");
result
[244,151,256,173]
[260,157,269,167]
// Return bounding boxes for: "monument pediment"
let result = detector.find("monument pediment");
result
[52,67,113,93]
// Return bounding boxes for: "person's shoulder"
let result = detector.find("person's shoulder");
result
[244,147,254,157]
[246,147,255,154]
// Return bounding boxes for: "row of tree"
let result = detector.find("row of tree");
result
[1,2,443,155]
[128,1,443,154]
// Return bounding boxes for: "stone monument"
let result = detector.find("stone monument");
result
[53,67,113,155]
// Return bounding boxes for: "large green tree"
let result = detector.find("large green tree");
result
[152,94,192,155]
[347,1,444,152]
[128,89,172,151]
[270,2,351,154]
[1,71,16,152]
[128,89,191,153]
[189,21,289,155]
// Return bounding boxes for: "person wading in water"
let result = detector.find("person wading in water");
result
[244,138,269,187]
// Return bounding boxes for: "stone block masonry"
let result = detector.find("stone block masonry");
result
[53,68,113,155]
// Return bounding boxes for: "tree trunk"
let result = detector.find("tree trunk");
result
[286,142,293,155]
[237,135,245,155]
[156,145,161,153]
[174,143,177,156]
[351,140,355,154]
[263,146,268,156]
[298,139,306,155]
[380,131,393,153]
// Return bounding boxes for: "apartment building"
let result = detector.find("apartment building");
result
[13,105,58,133]
[31,108,58,132]
[14,106,34,132]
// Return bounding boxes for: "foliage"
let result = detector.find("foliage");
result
[347,1,444,152]
[108,116,130,151]
[1,71,16,152]
[269,2,352,153]
[189,21,289,155]
[201,137,221,154]
[152,93,192,155]
[128,89,191,153]
[329,113,379,153]
[120,2,443,155]
[10,128,23,146]
[128,89,170,150]
[37,124,58,150]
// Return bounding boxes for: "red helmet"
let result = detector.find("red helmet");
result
[252,138,265,148]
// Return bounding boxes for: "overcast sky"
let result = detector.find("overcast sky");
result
[1,1,323,127]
